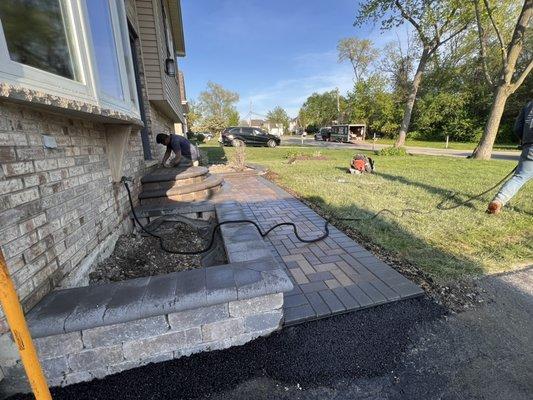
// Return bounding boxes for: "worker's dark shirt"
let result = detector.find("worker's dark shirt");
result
[515,101,533,146]
[168,134,198,160]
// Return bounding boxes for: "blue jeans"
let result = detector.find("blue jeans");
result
[493,145,533,205]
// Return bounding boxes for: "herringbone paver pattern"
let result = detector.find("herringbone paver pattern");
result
[216,175,423,325]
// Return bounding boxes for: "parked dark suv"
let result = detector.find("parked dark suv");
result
[220,127,281,147]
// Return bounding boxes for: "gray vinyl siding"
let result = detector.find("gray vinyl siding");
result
[125,0,139,33]
[135,0,183,121]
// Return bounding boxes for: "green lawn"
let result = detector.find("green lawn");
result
[202,144,532,283]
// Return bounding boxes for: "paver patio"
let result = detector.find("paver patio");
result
[216,174,424,325]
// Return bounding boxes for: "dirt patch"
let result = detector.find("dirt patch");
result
[263,171,483,312]
[208,163,255,174]
[89,221,213,284]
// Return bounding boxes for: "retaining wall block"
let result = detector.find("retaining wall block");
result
[228,293,283,317]
[167,303,229,331]
[122,328,202,361]
[34,331,83,359]
[82,315,169,348]
[67,345,124,372]
[201,318,245,342]
[243,310,283,333]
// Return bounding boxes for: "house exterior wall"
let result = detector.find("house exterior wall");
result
[136,0,185,122]
[0,101,173,333]
[0,0,186,333]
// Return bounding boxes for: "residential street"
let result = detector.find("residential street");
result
[282,137,521,161]
[12,267,531,400]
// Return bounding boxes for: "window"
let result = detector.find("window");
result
[242,128,254,134]
[253,129,264,136]
[85,0,123,99]
[0,0,79,80]
[0,0,139,118]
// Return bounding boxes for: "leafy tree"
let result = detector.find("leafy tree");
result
[356,0,472,147]
[472,0,532,159]
[228,109,240,126]
[197,81,239,125]
[413,91,483,141]
[195,82,240,135]
[266,106,290,132]
[380,38,416,105]
[346,75,401,137]
[298,91,344,128]
[186,100,202,133]
[198,115,228,136]
[337,38,379,82]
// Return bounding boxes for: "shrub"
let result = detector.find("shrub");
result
[306,124,319,134]
[414,92,482,142]
[284,149,304,159]
[195,133,206,144]
[230,146,247,171]
[376,146,408,156]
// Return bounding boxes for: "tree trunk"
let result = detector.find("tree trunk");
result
[472,0,532,159]
[472,85,510,160]
[395,48,429,147]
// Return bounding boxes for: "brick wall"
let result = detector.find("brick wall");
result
[0,101,173,332]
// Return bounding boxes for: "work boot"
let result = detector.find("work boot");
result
[486,200,503,214]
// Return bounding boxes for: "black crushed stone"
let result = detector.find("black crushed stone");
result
[8,297,444,400]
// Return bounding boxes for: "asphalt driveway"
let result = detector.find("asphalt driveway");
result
[9,267,532,400]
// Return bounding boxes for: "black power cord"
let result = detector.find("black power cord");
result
[122,166,516,256]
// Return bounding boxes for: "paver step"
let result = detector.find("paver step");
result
[133,201,216,218]
[142,175,206,191]
[141,166,209,184]
[139,174,224,205]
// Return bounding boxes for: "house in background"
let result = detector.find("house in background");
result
[289,117,300,134]
[0,0,187,359]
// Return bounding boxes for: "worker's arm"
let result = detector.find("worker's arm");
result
[161,148,171,167]
[172,149,182,166]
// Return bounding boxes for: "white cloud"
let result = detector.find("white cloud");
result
[238,51,355,118]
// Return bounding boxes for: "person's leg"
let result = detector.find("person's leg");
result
[488,146,533,212]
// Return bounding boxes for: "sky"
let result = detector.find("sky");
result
[179,0,405,119]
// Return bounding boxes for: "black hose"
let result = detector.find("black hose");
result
[123,181,329,255]
[122,166,516,255]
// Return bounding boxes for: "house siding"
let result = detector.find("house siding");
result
[136,0,184,122]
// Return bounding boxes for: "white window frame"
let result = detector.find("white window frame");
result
[0,0,140,119]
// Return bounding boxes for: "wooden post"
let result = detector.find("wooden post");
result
[445,135,449,149]
[0,250,52,400]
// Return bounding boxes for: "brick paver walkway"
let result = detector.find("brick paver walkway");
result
[217,175,424,325]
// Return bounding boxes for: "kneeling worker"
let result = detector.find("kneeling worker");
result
[487,100,532,214]
[156,133,199,167]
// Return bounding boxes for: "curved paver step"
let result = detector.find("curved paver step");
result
[141,166,209,184]
[139,174,223,199]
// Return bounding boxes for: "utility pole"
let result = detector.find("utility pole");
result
[336,87,340,123]
[248,100,252,127]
